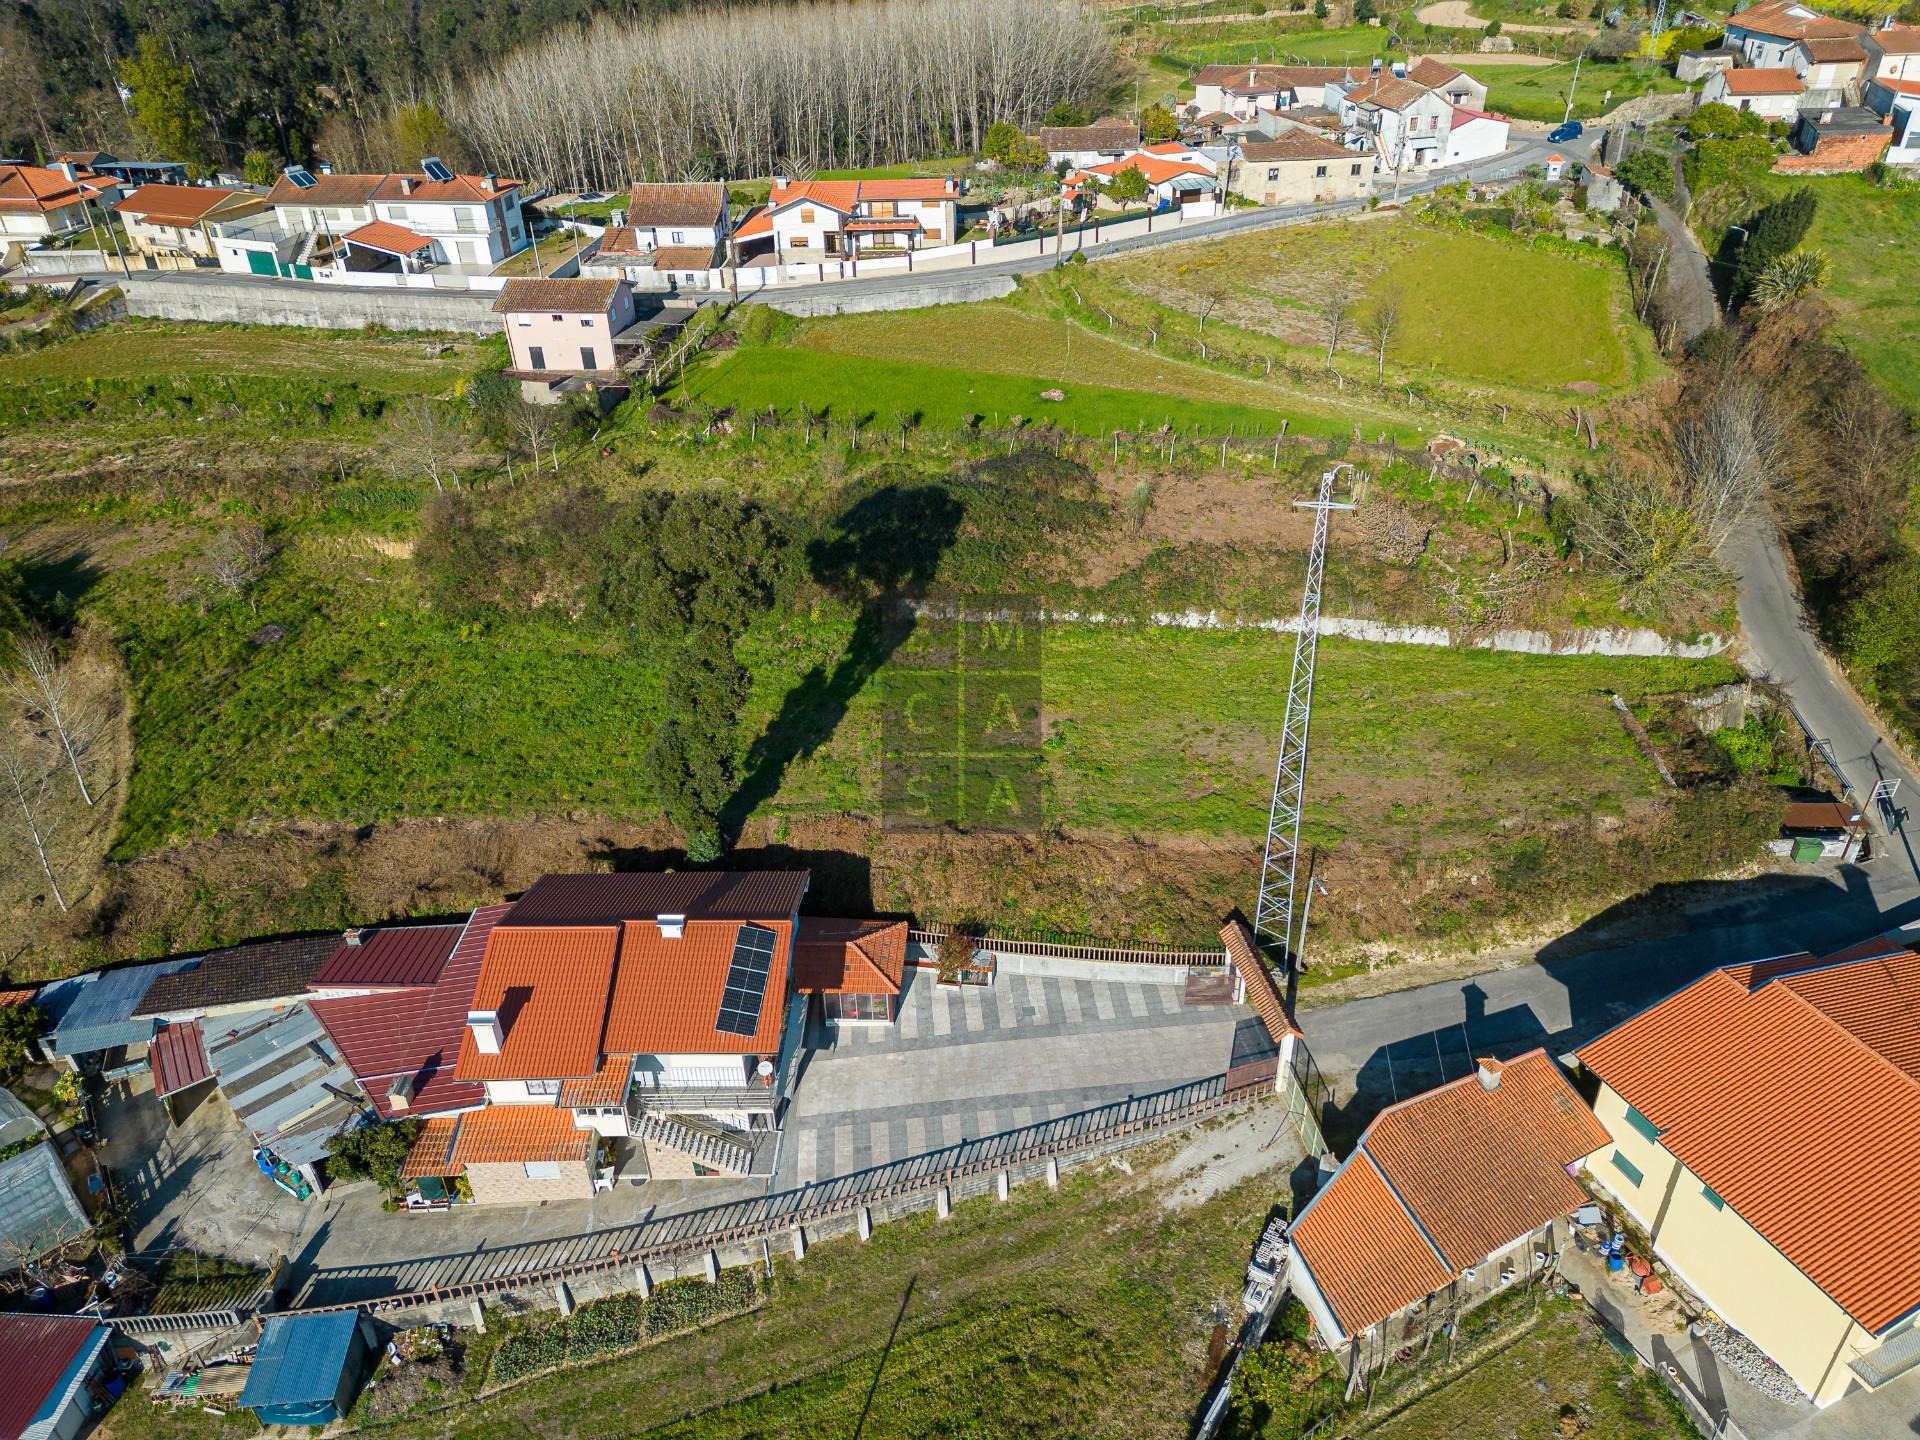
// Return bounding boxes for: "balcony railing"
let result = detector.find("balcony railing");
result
[627,1083,777,1114]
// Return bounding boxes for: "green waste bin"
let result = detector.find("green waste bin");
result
[1790,836,1826,863]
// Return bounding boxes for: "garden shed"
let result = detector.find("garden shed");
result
[238,1310,375,1426]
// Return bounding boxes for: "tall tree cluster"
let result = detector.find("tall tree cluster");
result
[439,0,1114,191]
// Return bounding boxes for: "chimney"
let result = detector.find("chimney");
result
[386,1074,414,1111]
[1476,1058,1502,1091]
[1248,66,1257,86]
[57,161,78,182]
[483,173,497,192]
[945,176,957,195]
[657,913,687,939]
[400,176,414,195]
[317,161,333,174]
[343,927,364,947]
[467,1009,503,1054]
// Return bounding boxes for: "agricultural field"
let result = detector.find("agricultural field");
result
[1472,59,1688,123]
[99,1122,1287,1440]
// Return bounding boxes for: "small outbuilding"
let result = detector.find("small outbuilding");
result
[238,1310,375,1427]
[0,1313,117,1440]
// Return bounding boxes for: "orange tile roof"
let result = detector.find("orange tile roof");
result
[111,183,253,226]
[557,1054,632,1108]
[1720,67,1806,95]
[1291,1050,1602,1337]
[454,925,616,1082]
[1869,25,1920,53]
[792,918,908,995]
[769,180,861,213]
[1730,0,1863,40]
[343,219,433,255]
[602,918,793,1056]
[1580,949,1920,1333]
[1220,919,1299,1043]
[0,163,111,213]
[1360,1052,1609,1270]
[1083,153,1214,186]
[733,205,772,240]
[1292,1151,1454,1335]
[401,1105,593,1174]
[1406,57,1469,88]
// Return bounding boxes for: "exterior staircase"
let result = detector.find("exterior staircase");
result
[638,1114,754,1175]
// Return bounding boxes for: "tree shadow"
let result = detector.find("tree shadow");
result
[9,546,105,629]
[721,480,964,837]
[588,841,880,918]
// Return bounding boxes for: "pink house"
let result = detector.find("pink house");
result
[491,277,638,405]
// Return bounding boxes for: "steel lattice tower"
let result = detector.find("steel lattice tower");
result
[1253,467,1352,967]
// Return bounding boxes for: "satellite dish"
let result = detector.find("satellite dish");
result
[756,1059,774,1077]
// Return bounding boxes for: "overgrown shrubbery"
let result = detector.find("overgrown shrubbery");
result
[489,1270,759,1382]
[0,373,397,429]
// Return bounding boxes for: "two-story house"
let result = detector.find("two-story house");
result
[492,277,639,403]
[1792,34,1869,102]
[1578,935,1920,1407]
[1230,131,1373,206]
[1191,64,1356,118]
[258,165,527,271]
[400,871,817,1203]
[1863,22,1920,85]
[1722,0,1864,68]
[1030,120,1140,169]
[1405,58,1489,110]
[733,178,959,263]
[0,162,120,245]
[1332,74,1456,172]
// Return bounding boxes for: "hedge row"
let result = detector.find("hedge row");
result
[0,373,397,429]
[488,1269,760,1382]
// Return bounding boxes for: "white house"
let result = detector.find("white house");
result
[1071,150,1218,207]
[1192,64,1356,118]
[1442,108,1511,166]
[0,162,119,244]
[1862,23,1920,85]
[733,177,959,263]
[111,183,266,260]
[585,181,729,291]
[1792,34,1869,100]
[252,166,528,272]
[1700,65,1808,119]
[1722,0,1864,68]
[1406,57,1489,110]
[1865,76,1920,162]
[1333,74,1456,172]
[1030,120,1139,169]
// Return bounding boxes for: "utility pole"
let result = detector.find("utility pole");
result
[1253,466,1354,969]
[1562,50,1587,127]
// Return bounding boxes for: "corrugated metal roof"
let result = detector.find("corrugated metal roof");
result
[240,1310,362,1410]
[500,871,808,926]
[1292,1151,1453,1336]
[454,925,616,1082]
[1580,951,1920,1333]
[603,918,793,1056]
[0,1142,89,1263]
[311,925,462,991]
[150,1019,213,1099]
[205,1006,361,1167]
[0,1088,44,1148]
[45,958,195,1055]
[0,1315,107,1440]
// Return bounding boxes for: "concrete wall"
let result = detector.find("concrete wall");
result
[117,274,498,334]
[765,272,1017,316]
[1584,1083,1870,1406]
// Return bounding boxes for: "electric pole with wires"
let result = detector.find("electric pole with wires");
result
[1253,465,1352,969]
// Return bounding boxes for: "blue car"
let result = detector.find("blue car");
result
[1548,120,1584,144]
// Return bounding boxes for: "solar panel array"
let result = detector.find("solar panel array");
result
[421,156,454,182]
[715,924,777,1036]
[285,166,317,189]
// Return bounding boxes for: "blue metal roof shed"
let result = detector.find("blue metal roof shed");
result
[40,959,197,1058]
[238,1310,374,1426]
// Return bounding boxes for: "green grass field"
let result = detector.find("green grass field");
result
[0,320,477,391]
[1476,59,1689,122]
[1096,220,1644,393]
[1154,22,1402,71]
[1718,172,1920,408]
[681,343,1403,442]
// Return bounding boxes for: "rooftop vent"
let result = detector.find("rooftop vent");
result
[657,914,687,939]
[343,928,364,947]
[467,1009,503,1054]
[387,1074,414,1111]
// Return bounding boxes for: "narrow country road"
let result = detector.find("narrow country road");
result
[1645,194,1718,346]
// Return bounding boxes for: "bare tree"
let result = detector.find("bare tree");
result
[509,400,562,473]
[1363,289,1401,382]
[384,396,461,494]
[209,524,276,614]
[3,629,95,807]
[0,726,67,912]
[1320,279,1355,367]
[1195,286,1222,340]
[1671,375,1800,550]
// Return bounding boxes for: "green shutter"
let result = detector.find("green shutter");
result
[1624,1104,1659,1142]
[1611,1151,1644,1187]
[1701,1183,1725,1210]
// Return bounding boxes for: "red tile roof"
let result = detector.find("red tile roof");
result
[1720,67,1806,95]
[603,918,794,1056]
[267,171,522,206]
[1406,57,1469,88]
[312,924,462,990]
[414,1103,594,1172]
[1197,63,1354,93]
[1292,1151,1454,1335]
[0,1314,106,1439]
[150,1019,212,1099]
[1800,34,1867,60]
[557,1054,632,1108]
[0,985,37,1010]
[1729,0,1863,40]
[0,163,112,213]
[1080,153,1215,186]
[501,871,808,927]
[311,907,506,1118]
[1241,131,1357,163]
[792,918,908,995]
[110,183,251,226]
[1869,25,1920,53]
[733,205,773,240]
[343,219,433,255]
[625,181,726,228]
[1343,75,1433,109]
[1220,919,1300,1043]
[454,922,614,1082]
[1291,1050,1603,1337]
[1580,948,1920,1333]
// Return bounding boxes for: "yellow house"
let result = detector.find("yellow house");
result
[1579,936,1920,1407]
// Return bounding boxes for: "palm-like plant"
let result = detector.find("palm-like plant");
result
[1751,248,1832,312]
